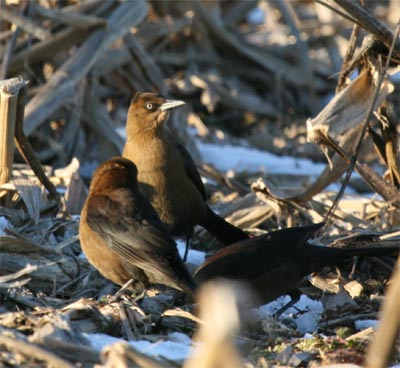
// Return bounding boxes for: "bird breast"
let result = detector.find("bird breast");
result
[79,210,133,286]
[123,130,206,234]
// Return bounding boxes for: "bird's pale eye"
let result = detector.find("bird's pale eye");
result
[145,103,153,110]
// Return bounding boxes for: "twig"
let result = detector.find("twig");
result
[315,0,359,25]
[124,33,167,95]
[39,338,101,366]
[13,83,67,212]
[276,0,318,113]
[334,0,400,58]
[110,279,134,302]
[0,27,20,79]
[336,36,384,92]
[0,264,37,283]
[0,334,75,368]
[336,23,360,92]
[0,7,51,41]
[120,304,136,341]
[23,1,148,136]
[32,3,106,29]
[324,22,400,224]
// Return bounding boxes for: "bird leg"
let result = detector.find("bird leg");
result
[109,279,134,302]
[348,256,359,279]
[183,233,193,262]
[132,288,148,303]
[273,290,301,318]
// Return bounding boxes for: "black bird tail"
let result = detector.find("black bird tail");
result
[200,207,250,246]
[307,244,399,271]
[268,222,325,245]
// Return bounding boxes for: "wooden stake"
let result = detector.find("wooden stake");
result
[0,77,27,187]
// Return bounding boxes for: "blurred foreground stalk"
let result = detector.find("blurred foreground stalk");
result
[366,256,400,368]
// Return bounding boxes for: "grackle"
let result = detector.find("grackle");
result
[194,223,398,314]
[79,157,197,296]
[122,92,250,257]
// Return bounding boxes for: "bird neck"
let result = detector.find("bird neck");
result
[90,172,138,195]
[125,121,171,146]
[126,110,169,138]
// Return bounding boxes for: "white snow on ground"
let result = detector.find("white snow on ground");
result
[85,332,191,362]
[168,331,192,345]
[84,294,325,361]
[389,69,400,83]
[0,216,10,235]
[294,309,322,334]
[130,339,190,362]
[253,295,324,334]
[355,319,378,330]
[177,239,206,267]
[85,333,120,351]
[247,7,265,25]
[197,141,326,176]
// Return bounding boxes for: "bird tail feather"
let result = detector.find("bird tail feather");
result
[200,207,250,246]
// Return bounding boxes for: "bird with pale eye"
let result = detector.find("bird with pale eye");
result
[123,92,250,260]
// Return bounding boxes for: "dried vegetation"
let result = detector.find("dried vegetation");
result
[0,0,399,367]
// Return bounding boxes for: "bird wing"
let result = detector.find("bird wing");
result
[194,223,324,281]
[85,190,183,280]
[175,141,206,199]
[194,239,282,281]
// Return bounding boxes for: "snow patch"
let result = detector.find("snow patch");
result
[355,319,378,330]
[197,142,325,176]
[177,240,206,267]
[0,216,11,235]
[253,295,323,334]
[85,332,191,362]
[247,7,265,25]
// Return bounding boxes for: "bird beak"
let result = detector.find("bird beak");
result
[159,99,185,111]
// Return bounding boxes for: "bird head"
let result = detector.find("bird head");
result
[126,92,185,135]
[90,157,139,193]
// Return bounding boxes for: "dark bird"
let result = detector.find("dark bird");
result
[122,92,250,257]
[79,157,197,296]
[194,223,399,314]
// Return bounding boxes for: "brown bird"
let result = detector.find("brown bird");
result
[194,223,399,314]
[79,157,197,296]
[122,92,250,257]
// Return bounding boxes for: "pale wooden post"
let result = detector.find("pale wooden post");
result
[0,78,27,186]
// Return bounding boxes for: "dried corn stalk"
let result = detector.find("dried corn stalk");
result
[306,64,394,151]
